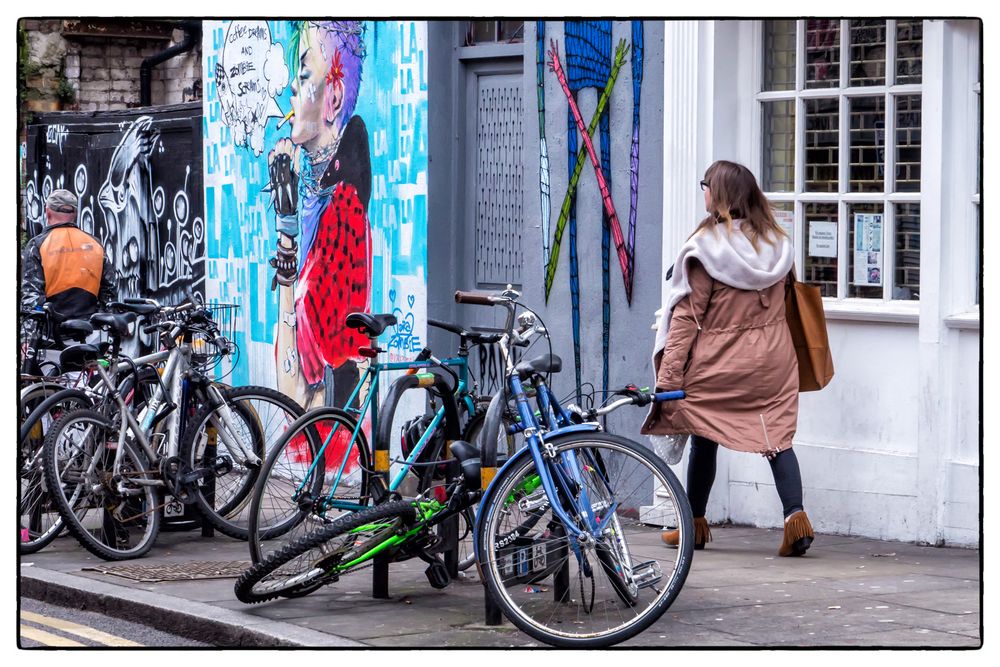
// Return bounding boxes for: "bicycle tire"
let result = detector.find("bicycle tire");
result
[42,409,161,561]
[181,385,304,540]
[236,499,417,604]
[247,406,372,564]
[19,388,92,554]
[475,432,694,648]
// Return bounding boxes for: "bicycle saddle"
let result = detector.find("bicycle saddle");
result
[515,353,563,380]
[345,312,397,338]
[59,344,101,371]
[59,319,94,342]
[90,312,137,338]
[109,300,159,316]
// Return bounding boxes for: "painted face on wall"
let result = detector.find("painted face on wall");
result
[289,25,340,149]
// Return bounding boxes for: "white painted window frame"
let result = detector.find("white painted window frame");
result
[744,20,940,323]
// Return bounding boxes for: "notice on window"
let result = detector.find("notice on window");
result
[853,213,883,286]
[774,210,794,243]
[808,221,837,258]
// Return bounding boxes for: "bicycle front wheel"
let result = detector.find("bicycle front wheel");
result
[475,432,694,648]
[236,499,415,604]
[182,386,304,540]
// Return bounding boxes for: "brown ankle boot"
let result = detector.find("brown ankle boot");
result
[662,517,712,550]
[778,510,814,556]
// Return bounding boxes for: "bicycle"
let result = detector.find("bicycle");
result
[236,289,693,647]
[245,313,525,567]
[41,295,304,560]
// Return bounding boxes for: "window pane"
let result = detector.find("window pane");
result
[896,20,923,84]
[466,21,497,45]
[848,203,884,298]
[895,95,921,192]
[849,20,887,87]
[499,21,524,43]
[804,203,838,297]
[849,96,885,192]
[805,98,838,192]
[893,203,920,300]
[763,20,797,91]
[805,20,840,88]
[762,100,795,191]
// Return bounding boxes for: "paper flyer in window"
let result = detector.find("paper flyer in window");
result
[808,221,837,258]
[853,213,883,286]
[773,210,794,243]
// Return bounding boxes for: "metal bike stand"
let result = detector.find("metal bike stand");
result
[200,431,216,538]
[373,553,391,599]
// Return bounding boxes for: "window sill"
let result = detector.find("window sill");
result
[943,311,981,330]
[821,299,920,324]
[458,43,524,61]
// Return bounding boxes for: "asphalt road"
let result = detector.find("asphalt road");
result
[19,598,212,648]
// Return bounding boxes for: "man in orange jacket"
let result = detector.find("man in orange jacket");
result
[21,189,117,319]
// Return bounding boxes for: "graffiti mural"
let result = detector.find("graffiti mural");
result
[203,20,429,418]
[24,108,206,334]
[540,21,645,402]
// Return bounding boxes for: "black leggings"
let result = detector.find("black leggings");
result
[686,435,803,519]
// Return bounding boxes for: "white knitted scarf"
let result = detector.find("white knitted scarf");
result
[652,220,794,366]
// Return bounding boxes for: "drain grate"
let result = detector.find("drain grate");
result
[82,560,251,582]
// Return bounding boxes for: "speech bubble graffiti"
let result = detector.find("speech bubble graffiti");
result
[216,21,289,156]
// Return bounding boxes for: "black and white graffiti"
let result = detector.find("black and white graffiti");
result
[24,108,206,316]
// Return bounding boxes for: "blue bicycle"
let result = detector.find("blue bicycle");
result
[237,290,694,647]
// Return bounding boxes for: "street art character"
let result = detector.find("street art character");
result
[267,20,372,411]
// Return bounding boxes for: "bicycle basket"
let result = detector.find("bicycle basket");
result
[190,303,240,371]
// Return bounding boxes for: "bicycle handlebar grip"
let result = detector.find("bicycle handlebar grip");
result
[142,324,162,335]
[454,290,494,305]
[654,390,686,402]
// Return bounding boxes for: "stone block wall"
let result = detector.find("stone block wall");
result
[20,19,202,112]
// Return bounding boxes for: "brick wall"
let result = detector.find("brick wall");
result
[20,20,202,112]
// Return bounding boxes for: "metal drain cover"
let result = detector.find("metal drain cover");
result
[82,560,251,582]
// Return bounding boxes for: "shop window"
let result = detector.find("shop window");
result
[759,19,923,302]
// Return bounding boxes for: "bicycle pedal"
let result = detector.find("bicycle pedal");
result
[210,455,232,476]
[424,559,451,589]
[631,559,663,589]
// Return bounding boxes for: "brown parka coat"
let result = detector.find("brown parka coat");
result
[640,259,798,454]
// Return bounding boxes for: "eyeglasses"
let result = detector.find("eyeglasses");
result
[699,180,709,191]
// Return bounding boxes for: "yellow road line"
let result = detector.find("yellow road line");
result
[19,624,84,647]
[21,611,143,647]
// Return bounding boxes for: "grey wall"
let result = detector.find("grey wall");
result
[522,21,664,434]
[428,21,665,435]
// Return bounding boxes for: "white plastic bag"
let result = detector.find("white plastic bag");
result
[648,434,690,465]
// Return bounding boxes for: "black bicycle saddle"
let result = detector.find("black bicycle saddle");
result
[345,312,398,338]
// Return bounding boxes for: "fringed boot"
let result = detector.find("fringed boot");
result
[778,510,814,557]
[662,516,712,550]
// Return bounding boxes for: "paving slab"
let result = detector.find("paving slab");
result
[20,523,981,648]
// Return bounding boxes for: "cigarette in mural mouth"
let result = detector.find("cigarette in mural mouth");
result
[277,109,295,129]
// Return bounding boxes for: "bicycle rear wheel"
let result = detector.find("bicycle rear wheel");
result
[42,409,161,561]
[475,432,694,648]
[247,407,372,564]
[236,499,416,603]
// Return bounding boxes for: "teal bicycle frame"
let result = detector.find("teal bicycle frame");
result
[296,354,477,513]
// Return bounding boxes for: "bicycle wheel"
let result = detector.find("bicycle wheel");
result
[236,499,416,603]
[19,388,92,554]
[181,386,304,540]
[42,409,161,561]
[247,407,372,564]
[476,432,694,648]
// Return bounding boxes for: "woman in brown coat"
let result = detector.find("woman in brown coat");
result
[641,160,814,557]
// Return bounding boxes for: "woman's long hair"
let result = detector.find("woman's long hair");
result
[693,160,788,251]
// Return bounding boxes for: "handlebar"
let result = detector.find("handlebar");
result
[454,290,498,306]
[567,389,685,421]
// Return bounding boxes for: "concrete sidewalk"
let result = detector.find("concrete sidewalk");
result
[20,523,981,648]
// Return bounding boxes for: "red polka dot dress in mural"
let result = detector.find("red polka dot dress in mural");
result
[294,181,372,386]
